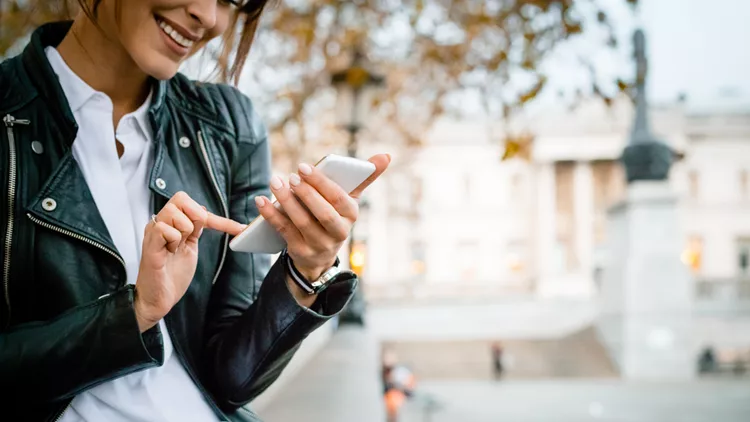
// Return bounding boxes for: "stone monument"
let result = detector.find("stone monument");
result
[598,30,694,380]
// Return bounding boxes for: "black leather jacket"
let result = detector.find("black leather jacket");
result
[0,22,357,422]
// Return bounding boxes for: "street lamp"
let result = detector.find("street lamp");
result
[331,48,385,158]
[330,48,385,324]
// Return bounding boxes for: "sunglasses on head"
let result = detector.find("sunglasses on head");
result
[223,0,265,14]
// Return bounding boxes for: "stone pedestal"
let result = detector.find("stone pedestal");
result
[599,181,694,380]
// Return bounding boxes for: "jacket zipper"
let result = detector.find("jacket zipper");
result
[53,402,70,422]
[26,214,127,270]
[3,114,30,326]
[197,131,230,285]
[32,209,126,422]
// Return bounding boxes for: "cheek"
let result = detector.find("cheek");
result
[209,10,234,42]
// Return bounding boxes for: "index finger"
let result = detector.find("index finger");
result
[206,212,246,236]
[349,153,391,200]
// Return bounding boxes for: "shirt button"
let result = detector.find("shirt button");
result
[42,198,57,212]
[155,178,167,190]
[179,137,191,148]
[31,141,44,155]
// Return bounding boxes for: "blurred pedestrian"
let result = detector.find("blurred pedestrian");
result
[492,342,504,380]
[697,346,717,374]
[382,350,416,422]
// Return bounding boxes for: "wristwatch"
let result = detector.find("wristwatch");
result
[281,249,342,295]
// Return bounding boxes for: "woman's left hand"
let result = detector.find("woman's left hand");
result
[255,154,391,286]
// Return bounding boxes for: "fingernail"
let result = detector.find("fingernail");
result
[255,196,265,208]
[385,153,392,163]
[298,163,313,175]
[198,228,204,237]
[270,176,283,190]
[289,173,301,187]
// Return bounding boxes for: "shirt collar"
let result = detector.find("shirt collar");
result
[125,90,154,140]
[44,46,97,114]
[44,46,154,139]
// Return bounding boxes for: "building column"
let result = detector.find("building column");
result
[574,161,595,295]
[535,162,557,292]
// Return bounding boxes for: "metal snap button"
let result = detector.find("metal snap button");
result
[179,137,191,148]
[31,141,44,155]
[42,198,57,212]
[155,178,167,190]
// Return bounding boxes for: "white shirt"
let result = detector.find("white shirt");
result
[46,47,220,422]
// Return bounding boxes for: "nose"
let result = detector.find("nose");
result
[186,0,217,29]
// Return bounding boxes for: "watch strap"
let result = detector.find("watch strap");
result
[282,249,341,295]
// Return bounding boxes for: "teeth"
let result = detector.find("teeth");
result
[157,18,194,49]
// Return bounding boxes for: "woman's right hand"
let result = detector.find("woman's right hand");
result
[133,192,245,332]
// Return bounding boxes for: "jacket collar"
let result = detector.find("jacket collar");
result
[21,21,185,263]
[21,21,169,148]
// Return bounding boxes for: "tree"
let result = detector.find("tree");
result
[226,0,638,166]
[1,0,638,167]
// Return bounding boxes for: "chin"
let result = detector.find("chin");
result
[140,59,181,81]
[131,51,180,81]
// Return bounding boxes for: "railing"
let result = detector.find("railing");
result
[695,278,750,300]
[364,278,535,305]
[694,278,750,315]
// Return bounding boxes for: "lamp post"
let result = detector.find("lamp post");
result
[331,48,384,324]
[331,48,385,158]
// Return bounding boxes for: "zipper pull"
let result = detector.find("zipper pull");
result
[3,114,31,127]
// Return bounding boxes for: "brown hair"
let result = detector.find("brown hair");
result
[74,0,269,85]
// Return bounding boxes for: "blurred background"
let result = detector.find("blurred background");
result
[3,0,750,421]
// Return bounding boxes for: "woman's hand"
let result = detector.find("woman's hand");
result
[134,191,244,332]
[256,154,391,303]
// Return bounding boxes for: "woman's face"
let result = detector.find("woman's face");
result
[94,0,234,80]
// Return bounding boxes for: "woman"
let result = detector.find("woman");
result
[0,0,389,420]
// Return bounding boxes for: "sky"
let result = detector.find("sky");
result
[626,0,749,106]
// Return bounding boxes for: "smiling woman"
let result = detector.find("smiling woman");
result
[0,0,388,421]
[72,0,269,84]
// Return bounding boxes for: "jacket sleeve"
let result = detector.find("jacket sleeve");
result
[0,284,164,402]
[200,90,357,411]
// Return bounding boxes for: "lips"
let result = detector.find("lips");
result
[155,16,195,49]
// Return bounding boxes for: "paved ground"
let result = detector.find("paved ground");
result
[383,327,617,380]
[256,326,385,422]
[401,379,750,422]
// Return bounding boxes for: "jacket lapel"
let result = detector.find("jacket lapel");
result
[26,153,119,255]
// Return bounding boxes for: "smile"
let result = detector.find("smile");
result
[156,17,195,49]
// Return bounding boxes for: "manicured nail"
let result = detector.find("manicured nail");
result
[255,196,265,208]
[298,163,313,175]
[289,173,301,187]
[270,176,283,190]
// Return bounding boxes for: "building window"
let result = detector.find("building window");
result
[688,170,699,199]
[411,241,426,278]
[412,176,423,203]
[737,238,750,277]
[740,170,748,200]
[506,240,525,274]
[681,236,702,274]
[463,174,472,203]
[458,241,478,280]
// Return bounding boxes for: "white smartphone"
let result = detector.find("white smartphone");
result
[229,154,377,254]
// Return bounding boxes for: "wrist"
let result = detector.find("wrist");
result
[282,250,341,297]
[295,263,332,282]
[285,275,318,308]
[133,296,159,333]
